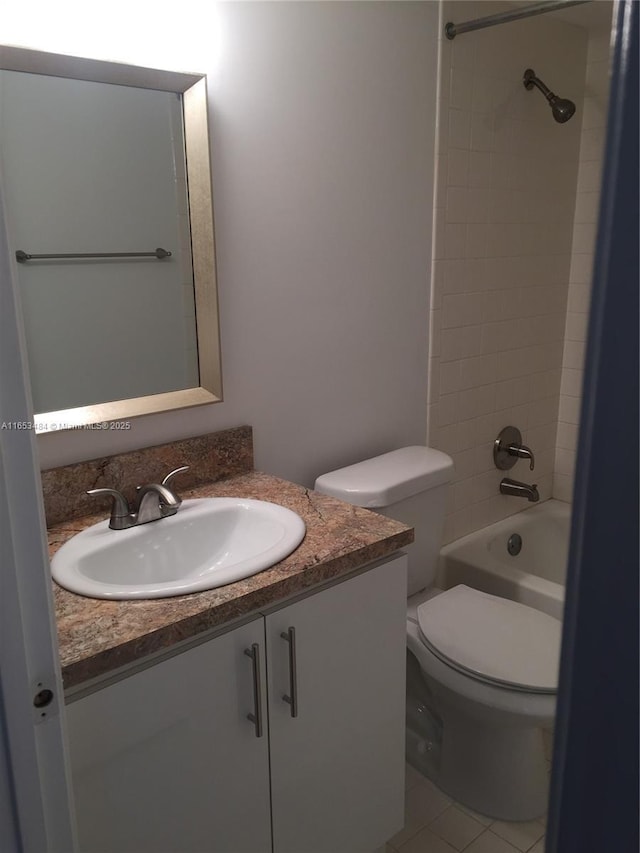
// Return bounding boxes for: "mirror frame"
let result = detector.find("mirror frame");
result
[0,45,222,433]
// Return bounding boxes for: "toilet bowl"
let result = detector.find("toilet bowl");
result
[314,447,561,821]
[406,585,558,820]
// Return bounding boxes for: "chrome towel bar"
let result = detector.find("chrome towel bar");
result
[15,247,172,263]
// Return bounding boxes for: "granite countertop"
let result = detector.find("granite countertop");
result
[50,471,413,689]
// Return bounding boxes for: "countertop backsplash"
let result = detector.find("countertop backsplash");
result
[41,425,254,526]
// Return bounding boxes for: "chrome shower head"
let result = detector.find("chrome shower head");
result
[523,68,576,124]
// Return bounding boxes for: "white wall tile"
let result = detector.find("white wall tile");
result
[582,95,608,131]
[440,325,483,362]
[451,29,476,72]
[442,293,485,328]
[428,2,612,533]
[554,25,611,498]
[450,67,474,111]
[431,309,442,357]
[468,150,492,188]
[429,358,441,404]
[577,158,603,192]
[568,284,591,314]
[457,418,478,451]
[588,26,613,63]
[586,59,611,96]
[459,354,497,390]
[574,191,600,224]
[449,109,472,149]
[562,339,586,370]
[440,360,461,395]
[470,112,494,152]
[451,447,479,482]
[444,224,468,258]
[465,224,490,258]
[448,148,470,187]
[467,189,489,223]
[569,252,594,283]
[526,421,558,452]
[435,154,449,202]
[565,310,589,342]
[446,187,469,223]
[560,367,584,398]
[580,126,606,161]
[558,393,581,425]
[554,447,576,477]
[556,421,578,451]
[443,258,468,293]
[439,392,459,427]
[553,472,574,503]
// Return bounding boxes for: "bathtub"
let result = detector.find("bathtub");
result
[438,500,570,620]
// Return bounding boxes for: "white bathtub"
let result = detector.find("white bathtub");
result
[438,500,570,620]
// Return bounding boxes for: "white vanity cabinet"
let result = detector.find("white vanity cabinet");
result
[66,555,408,853]
[66,617,272,853]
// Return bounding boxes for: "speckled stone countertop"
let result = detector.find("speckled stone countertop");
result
[50,472,413,689]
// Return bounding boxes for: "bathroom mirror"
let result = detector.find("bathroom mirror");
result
[0,45,222,433]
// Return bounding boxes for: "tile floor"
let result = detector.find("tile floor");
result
[387,731,553,853]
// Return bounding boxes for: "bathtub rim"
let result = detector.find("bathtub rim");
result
[437,499,569,620]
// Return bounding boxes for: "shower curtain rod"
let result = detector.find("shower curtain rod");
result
[445,0,592,40]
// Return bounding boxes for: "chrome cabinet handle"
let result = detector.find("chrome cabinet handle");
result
[280,627,299,718]
[244,644,263,738]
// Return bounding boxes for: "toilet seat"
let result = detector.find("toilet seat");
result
[416,586,561,694]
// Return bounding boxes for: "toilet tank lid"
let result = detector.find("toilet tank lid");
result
[313,446,454,508]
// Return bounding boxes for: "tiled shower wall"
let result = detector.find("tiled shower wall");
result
[554,19,613,502]
[427,1,588,544]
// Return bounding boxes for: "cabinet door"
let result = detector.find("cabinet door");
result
[266,556,408,853]
[66,618,271,853]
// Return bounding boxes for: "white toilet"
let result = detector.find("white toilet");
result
[314,446,561,821]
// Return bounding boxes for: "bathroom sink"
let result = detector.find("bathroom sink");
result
[51,498,306,600]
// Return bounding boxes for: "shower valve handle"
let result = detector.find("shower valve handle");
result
[494,426,535,472]
[507,444,535,471]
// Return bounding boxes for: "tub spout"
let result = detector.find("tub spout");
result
[500,478,539,502]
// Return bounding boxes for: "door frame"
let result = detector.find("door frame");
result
[0,181,76,850]
[545,1,639,850]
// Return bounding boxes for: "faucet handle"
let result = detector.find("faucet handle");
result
[135,466,189,494]
[494,426,535,471]
[161,466,190,490]
[87,488,131,529]
[507,444,535,471]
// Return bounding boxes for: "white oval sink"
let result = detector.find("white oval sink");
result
[51,498,306,600]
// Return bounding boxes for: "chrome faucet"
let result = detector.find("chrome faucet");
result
[499,478,540,502]
[88,466,189,529]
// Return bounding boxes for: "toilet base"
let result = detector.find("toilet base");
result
[441,706,549,820]
[407,713,549,821]
[406,651,550,821]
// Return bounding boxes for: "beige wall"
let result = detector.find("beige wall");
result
[428,1,588,544]
[554,20,613,501]
[4,2,440,487]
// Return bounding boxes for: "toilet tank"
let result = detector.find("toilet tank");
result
[314,447,454,596]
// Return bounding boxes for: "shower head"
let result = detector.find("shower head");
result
[523,68,576,124]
